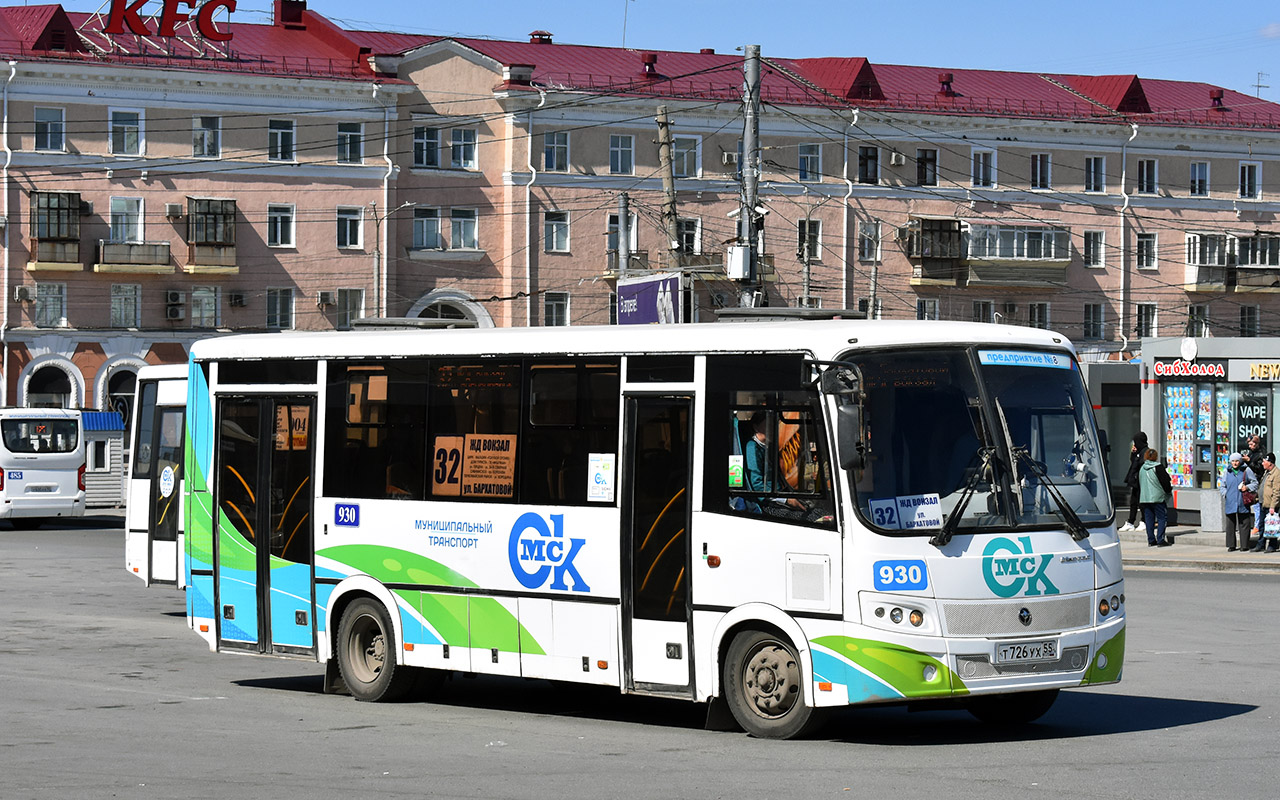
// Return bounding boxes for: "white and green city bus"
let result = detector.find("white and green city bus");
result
[181,319,1124,738]
[125,364,188,587]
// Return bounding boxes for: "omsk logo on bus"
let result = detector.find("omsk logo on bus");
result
[508,512,591,592]
[981,536,1059,598]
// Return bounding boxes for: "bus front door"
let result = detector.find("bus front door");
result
[215,396,317,656]
[148,407,185,586]
[621,395,694,697]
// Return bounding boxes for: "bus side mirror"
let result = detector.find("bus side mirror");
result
[837,404,864,471]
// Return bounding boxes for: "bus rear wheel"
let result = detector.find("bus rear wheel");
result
[967,688,1059,725]
[723,630,822,739]
[336,598,415,702]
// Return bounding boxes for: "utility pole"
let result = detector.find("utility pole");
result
[655,105,680,268]
[738,44,761,307]
[617,192,631,280]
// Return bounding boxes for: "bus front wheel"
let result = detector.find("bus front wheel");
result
[723,630,822,739]
[967,688,1059,725]
[336,598,415,702]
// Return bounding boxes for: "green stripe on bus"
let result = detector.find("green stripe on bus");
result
[812,635,967,697]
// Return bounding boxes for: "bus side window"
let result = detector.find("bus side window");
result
[323,360,429,500]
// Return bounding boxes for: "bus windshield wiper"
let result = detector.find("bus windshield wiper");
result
[1011,445,1090,541]
[931,446,997,548]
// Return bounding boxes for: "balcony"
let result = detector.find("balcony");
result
[1183,264,1233,293]
[27,239,82,272]
[911,260,964,286]
[965,259,1069,288]
[93,240,172,274]
[604,249,650,276]
[1235,266,1280,293]
[184,244,238,275]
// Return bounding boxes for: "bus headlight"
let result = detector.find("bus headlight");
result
[1098,598,1111,617]
[909,609,924,627]
[890,608,903,624]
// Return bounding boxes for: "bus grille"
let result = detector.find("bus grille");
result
[941,595,1092,637]
[955,646,1090,679]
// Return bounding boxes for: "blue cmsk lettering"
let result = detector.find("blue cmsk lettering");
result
[508,512,591,592]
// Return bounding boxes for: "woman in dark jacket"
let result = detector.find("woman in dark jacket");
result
[1120,431,1148,531]
[1219,452,1259,552]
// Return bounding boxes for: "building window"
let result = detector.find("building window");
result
[858,146,879,184]
[88,440,110,472]
[798,143,821,182]
[544,211,570,252]
[972,300,994,324]
[188,199,236,246]
[674,218,701,255]
[110,109,142,155]
[35,107,64,152]
[966,224,1070,260]
[1084,156,1106,193]
[672,136,700,178]
[1136,159,1158,194]
[971,149,995,188]
[266,288,293,330]
[193,116,220,158]
[337,122,362,164]
[610,134,634,175]
[1187,304,1210,337]
[337,288,363,329]
[1136,232,1157,269]
[916,298,939,320]
[1190,161,1210,197]
[413,126,440,168]
[1083,230,1104,267]
[110,284,140,328]
[1238,234,1280,266]
[31,191,80,241]
[1186,233,1234,266]
[544,291,569,326]
[858,220,881,262]
[451,129,477,169]
[268,119,294,161]
[798,219,821,261]
[412,208,441,249]
[858,297,883,320]
[916,148,938,186]
[267,204,294,247]
[191,286,221,327]
[1028,302,1050,330]
[35,282,66,327]
[109,197,142,243]
[1240,161,1261,199]
[1135,303,1157,337]
[1241,305,1260,337]
[1030,153,1051,190]
[450,209,478,249]
[607,212,638,252]
[544,131,569,172]
[336,207,362,249]
[1083,303,1104,340]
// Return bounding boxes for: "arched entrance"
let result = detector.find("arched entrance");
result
[406,290,495,328]
[27,364,75,408]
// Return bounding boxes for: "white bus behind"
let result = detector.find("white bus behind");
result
[0,408,85,528]
[125,364,188,587]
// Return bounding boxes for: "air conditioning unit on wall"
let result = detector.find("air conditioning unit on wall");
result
[317,291,336,307]
[165,305,186,321]
[14,285,34,302]
[166,290,186,306]
[889,151,906,166]
[165,203,185,219]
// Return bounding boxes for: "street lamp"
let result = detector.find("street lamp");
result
[369,200,416,318]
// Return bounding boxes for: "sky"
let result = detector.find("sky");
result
[59,1,1280,98]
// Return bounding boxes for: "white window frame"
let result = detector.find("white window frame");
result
[109,108,143,156]
[336,287,364,329]
[412,208,442,250]
[109,196,143,243]
[193,115,221,159]
[1136,232,1158,269]
[672,135,701,178]
[1187,303,1210,337]
[266,288,294,330]
[675,217,701,255]
[1030,153,1051,190]
[1136,158,1158,195]
[543,131,569,172]
[858,297,883,320]
[190,286,222,327]
[1238,234,1280,266]
[858,220,881,262]
[798,218,821,261]
[1185,233,1234,266]
[1083,303,1105,340]
[966,224,1070,261]
[34,106,65,152]
[610,134,634,175]
[450,208,478,250]
[1190,161,1210,197]
[858,146,880,184]
[1241,304,1261,337]
[413,125,440,168]
[87,440,110,472]
[544,290,570,327]
[607,212,639,251]
[1084,156,1106,193]
[544,211,570,253]
[1083,230,1105,268]
[798,143,821,182]
[1028,302,1050,330]
[1239,161,1262,199]
[110,283,141,328]
[971,148,996,188]
[35,282,66,328]
[972,299,994,324]
[336,206,363,249]
[916,298,939,320]
[337,122,363,164]
[915,148,938,187]
[450,128,478,169]
[1135,303,1158,338]
[268,119,295,162]
[266,204,295,248]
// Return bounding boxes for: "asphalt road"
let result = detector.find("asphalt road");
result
[1,520,1275,800]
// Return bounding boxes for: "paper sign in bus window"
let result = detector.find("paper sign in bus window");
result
[432,434,518,499]
[587,453,616,502]
[274,404,310,451]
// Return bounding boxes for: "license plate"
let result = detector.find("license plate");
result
[995,639,1058,664]
[27,485,55,493]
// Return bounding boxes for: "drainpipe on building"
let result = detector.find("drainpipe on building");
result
[841,109,858,309]
[525,89,546,327]
[2,62,17,407]
[375,84,393,318]
[1119,123,1138,356]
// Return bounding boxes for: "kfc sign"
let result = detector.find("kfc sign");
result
[105,0,237,42]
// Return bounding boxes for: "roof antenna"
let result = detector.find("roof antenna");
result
[1254,72,1270,98]
[622,0,635,48]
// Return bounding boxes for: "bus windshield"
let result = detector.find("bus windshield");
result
[847,347,1110,534]
[2,419,79,454]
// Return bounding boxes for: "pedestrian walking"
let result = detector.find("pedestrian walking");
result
[1119,431,1148,532]
[1219,452,1259,552]
[1254,452,1280,553]
[1138,448,1173,547]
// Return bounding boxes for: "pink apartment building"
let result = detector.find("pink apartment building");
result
[3,1,1280,415]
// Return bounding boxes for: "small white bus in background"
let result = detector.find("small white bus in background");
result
[125,364,187,587]
[0,408,85,528]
